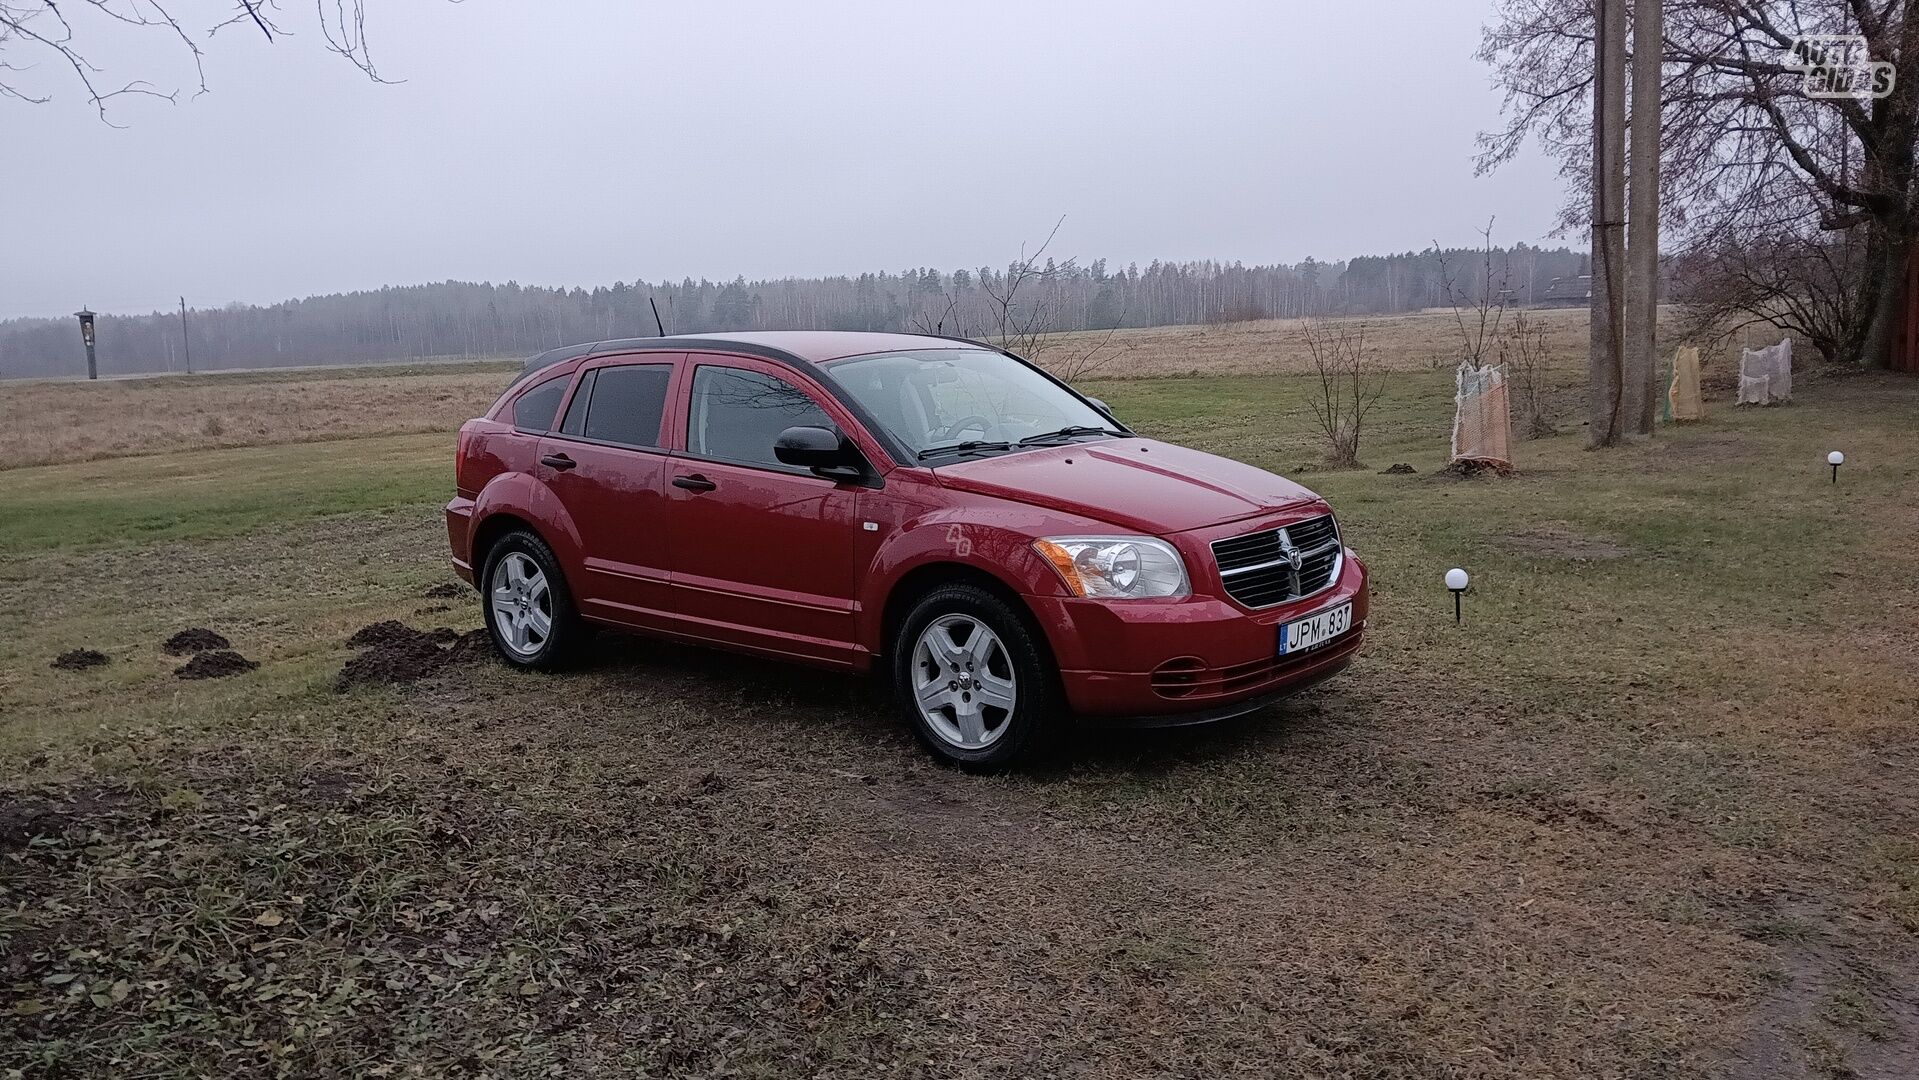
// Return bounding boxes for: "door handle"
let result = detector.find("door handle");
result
[672,473,717,493]
[540,453,577,471]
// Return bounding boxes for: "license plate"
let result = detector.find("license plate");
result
[1279,601,1352,656]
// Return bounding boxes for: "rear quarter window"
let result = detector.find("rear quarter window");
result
[510,376,569,432]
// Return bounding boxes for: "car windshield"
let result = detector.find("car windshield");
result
[826,348,1117,457]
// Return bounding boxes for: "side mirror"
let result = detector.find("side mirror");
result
[774,425,865,479]
[1087,397,1114,418]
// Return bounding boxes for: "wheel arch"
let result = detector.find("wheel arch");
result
[879,562,1057,670]
[471,511,543,584]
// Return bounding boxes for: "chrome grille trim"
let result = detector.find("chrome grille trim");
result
[1209,514,1343,609]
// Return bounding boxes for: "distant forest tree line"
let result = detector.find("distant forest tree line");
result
[1,244,1589,379]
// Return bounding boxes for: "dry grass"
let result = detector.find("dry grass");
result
[1,308,1763,471]
[1039,306,1595,378]
[0,363,516,470]
[3,362,1917,1076]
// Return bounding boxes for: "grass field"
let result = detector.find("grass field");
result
[2,306,1727,470]
[2,322,1916,1078]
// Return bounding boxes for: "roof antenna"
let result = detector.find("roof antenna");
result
[649,297,667,337]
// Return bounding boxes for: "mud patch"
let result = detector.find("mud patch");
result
[0,785,135,850]
[1725,903,1919,1080]
[444,629,493,663]
[50,649,109,671]
[421,582,468,599]
[1434,458,1512,479]
[162,627,231,655]
[1379,462,1417,475]
[173,650,259,680]
[336,623,486,691]
[1469,784,1615,830]
[347,619,439,648]
[1502,524,1628,561]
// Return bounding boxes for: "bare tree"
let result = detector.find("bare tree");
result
[908,216,1130,383]
[1478,0,1919,369]
[1436,221,1515,370]
[1499,308,1559,438]
[1299,319,1386,469]
[1,0,403,122]
[1674,223,1866,362]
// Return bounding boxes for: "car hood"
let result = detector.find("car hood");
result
[931,439,1321,534]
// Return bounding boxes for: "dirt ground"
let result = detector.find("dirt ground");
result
[2,346,1916,1077]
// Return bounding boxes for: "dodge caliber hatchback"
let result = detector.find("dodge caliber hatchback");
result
[448,331,1368,769]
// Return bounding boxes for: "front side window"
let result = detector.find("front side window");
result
[826,348,1112,456]
[578,364,672,448]
[687,366,833,467]
[511,375,569,432]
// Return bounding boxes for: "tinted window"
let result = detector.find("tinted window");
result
[688,366,832,467]
[581,365,672,448]
[512,376,569,432]
[559,370,596,435]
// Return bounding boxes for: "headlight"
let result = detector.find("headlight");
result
[1033,536,1189,599]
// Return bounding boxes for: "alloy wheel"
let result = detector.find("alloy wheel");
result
[911,614,1018,750]
[490,552,553,657]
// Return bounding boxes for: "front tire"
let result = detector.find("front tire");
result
[891,583,1060,771]
[480,528,588,671]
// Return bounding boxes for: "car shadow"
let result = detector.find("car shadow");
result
[568,630,1349,776]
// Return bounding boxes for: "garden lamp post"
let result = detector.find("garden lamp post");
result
[74,308,98,380]
[1827,450,1844,484]
[1445,568,1469,625]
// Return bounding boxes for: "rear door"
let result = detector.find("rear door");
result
[535,353,683,629]
[661,355,867,666]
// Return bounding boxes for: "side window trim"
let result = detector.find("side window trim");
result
[544,357,678,453]
[681,360,842,479]
[511,371,574,434]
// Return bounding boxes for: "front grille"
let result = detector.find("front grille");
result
[1211,514,1342,609]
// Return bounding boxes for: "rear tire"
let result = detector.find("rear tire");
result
[480,528,588,671]
[891,583,1061,771]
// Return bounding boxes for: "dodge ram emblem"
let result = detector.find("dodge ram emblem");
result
[1278,530,1304,570]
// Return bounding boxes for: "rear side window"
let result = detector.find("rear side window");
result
[581,365,673,448]
[511,376,569,432]
[687,366,832,467]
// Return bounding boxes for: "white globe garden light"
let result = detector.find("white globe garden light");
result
[1445,568,1469,625]
[1828,450,1845,484]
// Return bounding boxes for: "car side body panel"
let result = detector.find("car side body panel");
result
[449,332,1369,726]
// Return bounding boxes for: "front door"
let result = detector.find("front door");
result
[662,357,865,666]
[536,354,682,629]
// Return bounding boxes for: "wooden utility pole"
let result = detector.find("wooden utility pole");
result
[1624,0,1663,436]
[179,297,193,375]
[1590,0,1628,447]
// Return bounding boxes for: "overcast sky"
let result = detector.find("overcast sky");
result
[3,0,1565,319]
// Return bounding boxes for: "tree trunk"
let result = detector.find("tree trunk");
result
[1623,0,1662,434]
[1590,0,1628,446]
[1857,213,1907,369]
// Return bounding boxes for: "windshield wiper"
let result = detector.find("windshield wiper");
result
[1016,425,1126,446]
[916,440,1013,460]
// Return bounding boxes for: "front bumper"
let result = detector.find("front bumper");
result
[1025,550,1369,720]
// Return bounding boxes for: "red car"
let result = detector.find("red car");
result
[447,331,1368,769]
